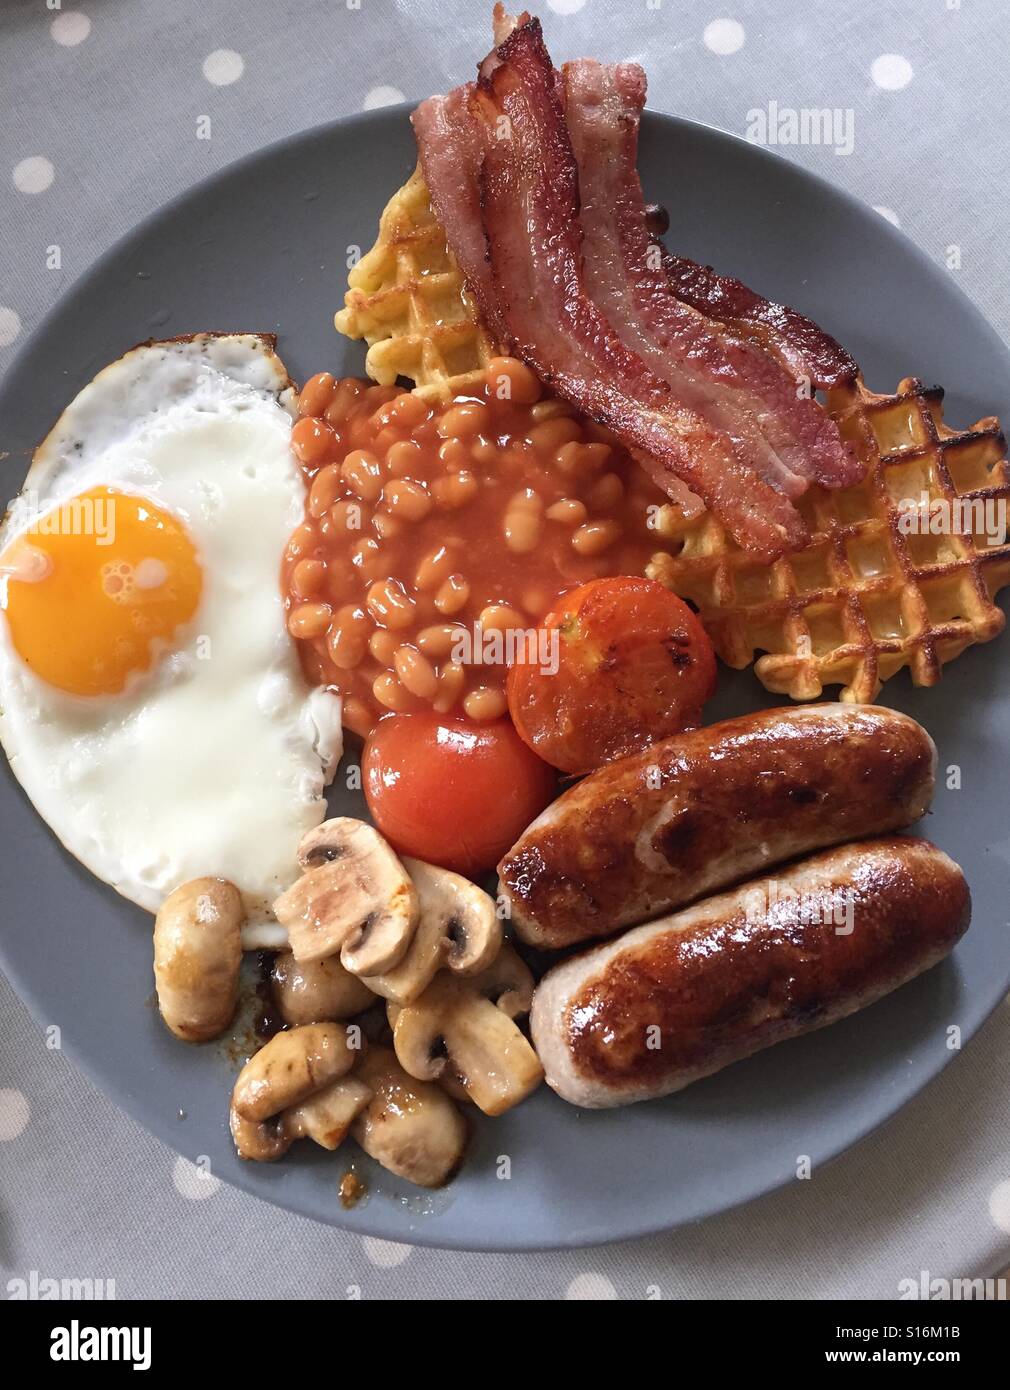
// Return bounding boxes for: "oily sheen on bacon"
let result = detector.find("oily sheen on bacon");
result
[659,254,859,392]
[410,86,507,344]
[489,2,857,393]
[560,58,859,496]
[475,19,808,559]
[414,17,839,558]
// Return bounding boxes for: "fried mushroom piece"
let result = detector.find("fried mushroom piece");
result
[229,1105,292,1163]
[153,877,244,1042]
[352,1046,468,1188]
[387,1001,470,1104]
[271,951,375,1025]
[391,945,544,1116]
[361,858,503,1004]
[230,1075,373,1162]
[273,818,419,973]
[283,1075,373,1150]
[232,1022,359,1123]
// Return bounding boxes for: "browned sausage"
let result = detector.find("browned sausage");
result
[530,837,969,1108]
[499,704,935,949]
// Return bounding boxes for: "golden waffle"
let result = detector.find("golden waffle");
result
[336,173,1010,702]
[649,379,1010,701]
[335,166,499,403]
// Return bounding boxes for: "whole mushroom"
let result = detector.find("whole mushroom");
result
[352,1046,468,1188]
[271,951,375,1025]
[153,877,244,1042]
[391,945,544,1116]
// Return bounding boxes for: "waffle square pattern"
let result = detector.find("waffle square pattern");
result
[650,378,1010,701]
[336,168,497,404]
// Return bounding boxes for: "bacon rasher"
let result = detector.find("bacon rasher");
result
[412,14,869,555]
[661,254,859,391]
[472,19,810,557]
[561,58,861,493]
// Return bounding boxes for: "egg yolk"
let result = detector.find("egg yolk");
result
[0,487,202,696]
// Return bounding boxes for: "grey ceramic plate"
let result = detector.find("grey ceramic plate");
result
[2,107,1009,1252]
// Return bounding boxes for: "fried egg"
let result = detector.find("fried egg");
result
[0,334,341,941]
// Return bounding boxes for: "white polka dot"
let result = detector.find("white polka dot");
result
[362,85,405,111]
[50,11,91,46]
[0,307,22,348]
[362,1236,412,1267]
[13,156,54,195]
[873,206,901,228]
[0,1088,30,1141]
[703,19,746,56]
[202,49,244,87]
[566,1271,618,1300]
[989,1180,1010,1234]
[871,54,913,91]
[172,1155,220,1199]
[547,0,587,14]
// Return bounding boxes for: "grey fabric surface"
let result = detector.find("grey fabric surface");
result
[2,0,1009,1300]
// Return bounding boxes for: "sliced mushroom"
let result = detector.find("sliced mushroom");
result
[153,877,244,1042]
[271,951,375,1026]
[273,818,419,973]
[391,945,543,1116]
[284,1076,373,1150]
[475,944,538,1020]
[361,858,502,1004]
[352,1047,468,1188]
[387,1000,470,1103]
[232,1022,359,1122]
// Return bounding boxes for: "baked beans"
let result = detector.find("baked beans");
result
[394,644,438,699]
[298,372,337,419]
[368,628,398,665]
[282,361,680,734]
[287,602,331,639]
[503,488,543,554]
[341,449,385,502]
[417,622,465,657]
[545,498,588,527]
[434,572,471,615]
[463,685,509,723]
[383,478,432,522]
[415,544,455,592]
[571,519,623,557]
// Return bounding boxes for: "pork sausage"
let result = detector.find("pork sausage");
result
[499,704,935,948]
[530,837,969,1108]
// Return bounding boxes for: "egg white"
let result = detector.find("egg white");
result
[0,334,341,942]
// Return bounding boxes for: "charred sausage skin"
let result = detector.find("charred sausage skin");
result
[499,704,936,949]
[530,837,969,1108]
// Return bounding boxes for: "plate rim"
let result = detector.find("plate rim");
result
[2,103,1008,1252]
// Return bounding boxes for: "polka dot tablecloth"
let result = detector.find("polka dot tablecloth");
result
[2,0,1009,1300]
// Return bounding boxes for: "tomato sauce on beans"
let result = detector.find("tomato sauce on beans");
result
[281,358,678,737]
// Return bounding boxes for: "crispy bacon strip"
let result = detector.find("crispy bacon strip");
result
[661,254,859,390]
[411,88,509,343]
[415,83,701,519]
[468,18,807,559]
[562,58,861,493]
